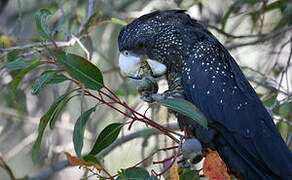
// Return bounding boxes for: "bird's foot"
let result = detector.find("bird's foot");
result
[140,93,166,103]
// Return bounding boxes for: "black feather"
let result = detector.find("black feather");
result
[118,10,292,179]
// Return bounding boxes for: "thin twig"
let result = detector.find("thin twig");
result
[226,25,292,50]
[0,38,77,54]
[206,24,261,39]
[27,124,179,180]
[77,0,95,35]
[0,153,16,180]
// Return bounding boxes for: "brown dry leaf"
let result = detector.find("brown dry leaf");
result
[64,152,104,170]
[64,152,86,166]
[169,162,179,180]
[94,164,103,170]
[203,150,230,180]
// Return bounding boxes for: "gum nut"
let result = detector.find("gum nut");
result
[182,138,202,159]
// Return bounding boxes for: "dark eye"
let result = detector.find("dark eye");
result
[124,51,130,56]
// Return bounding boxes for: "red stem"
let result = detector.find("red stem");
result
[89,89,180,143]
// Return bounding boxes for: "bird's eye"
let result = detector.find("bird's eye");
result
[124,51,130,56]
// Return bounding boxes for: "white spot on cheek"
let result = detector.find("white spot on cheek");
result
[119,53,141,76]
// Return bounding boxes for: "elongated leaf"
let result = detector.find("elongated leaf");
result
[31,71,68,95]
[31,73,54,95]
[180,169,200,180]
[84,12,99,32]
[279,102,292,119]
[53,50,103,90]
[277,121,289,141]
[263,93,277,107]
[12,59,42,97]
[1,59,35,71]
[73,107,96,157]
[32,92,73,162]
[117,167,150,179]
[89,123,123,155]
[83,154,100,164]
[0,50,20,62]
[159,98,208,128]
[35,9,52,39]
[221,5,234,30]
[49,96,74,129]
[111,18,127,26]
[47,73,68,84]
[41,70,69,84]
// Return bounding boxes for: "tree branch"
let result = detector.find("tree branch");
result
[27,124,179,180]
[0,38,77,54]
[226,25,292,50]
[0,153,16,180]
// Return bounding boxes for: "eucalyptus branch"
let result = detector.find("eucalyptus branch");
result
[205,23,260,39]
[226,25,292,50]
[0,153,16,180]
[84,89,181,143]
[0,38,77,55]
[77,0,95,35]
[27,124,179,180]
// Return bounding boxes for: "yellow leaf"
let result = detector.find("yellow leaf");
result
[0,36,14,46]
[169,163,179,180]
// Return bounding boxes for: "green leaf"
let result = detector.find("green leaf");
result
[159,98,208,128]
[263,93,277,107]
[89,123,123,156]
[84,12,99,32]
[111,18,127,26]
[12,59,42,97]
[279,102,291,119]
[147,175,159,180]
[49,95,74,129]
[221,6,234,30]
[35,9,52,39]
[2,59,35,71]
[117,167,150,179]
[277,121,289,141]
[0,50,21,63]
[141,129,153,147]
[31,70,68,95]
[31,73,54,95]
[41,70,69,84]
[180,169,200,180]
[32,91,73,162]
[83,154,100,164]
[73,107,96,157]
[53,50,104,90]
[47,73,69,84]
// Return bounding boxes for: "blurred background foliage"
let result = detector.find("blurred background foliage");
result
[0,0,291,179]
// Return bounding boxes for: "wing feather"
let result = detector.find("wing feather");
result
[180,41,292,179]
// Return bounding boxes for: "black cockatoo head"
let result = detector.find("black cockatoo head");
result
[118,10,210,79]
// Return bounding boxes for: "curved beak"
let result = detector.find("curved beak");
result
[118,53,167,79]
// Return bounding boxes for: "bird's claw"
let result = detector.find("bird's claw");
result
[140,93,166,103]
